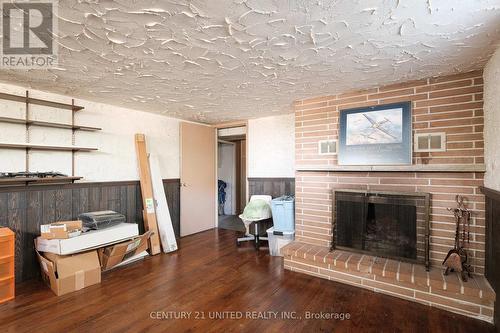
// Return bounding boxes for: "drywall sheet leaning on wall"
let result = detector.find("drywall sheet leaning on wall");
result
[150,155,178,253]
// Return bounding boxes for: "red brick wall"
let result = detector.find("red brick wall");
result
[294,70,485,273]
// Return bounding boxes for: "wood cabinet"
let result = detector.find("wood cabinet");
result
[0,228,15,304]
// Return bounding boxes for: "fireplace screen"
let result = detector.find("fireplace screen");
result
[333,190,430,267]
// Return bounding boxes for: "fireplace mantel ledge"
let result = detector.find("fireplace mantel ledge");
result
[296,164,486,173]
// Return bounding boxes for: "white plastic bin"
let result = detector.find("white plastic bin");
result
[267,227,295,256]
[271,195,295,232]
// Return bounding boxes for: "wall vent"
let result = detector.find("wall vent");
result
[318,140,337,155]
[414,133,446,152]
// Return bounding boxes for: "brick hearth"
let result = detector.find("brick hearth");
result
[282,242,495,323]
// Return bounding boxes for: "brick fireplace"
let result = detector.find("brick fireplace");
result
[284,70,495,322]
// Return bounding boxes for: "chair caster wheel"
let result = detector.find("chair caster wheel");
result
[236,240,241,247]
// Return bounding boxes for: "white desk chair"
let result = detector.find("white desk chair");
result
[236,195,272,249]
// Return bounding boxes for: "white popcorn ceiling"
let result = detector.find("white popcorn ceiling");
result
[0,0,499,124]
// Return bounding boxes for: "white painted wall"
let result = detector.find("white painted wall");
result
[484,46,500,191]
[0,83,180,181]
[247,114,295,178]
[218,142,235,215]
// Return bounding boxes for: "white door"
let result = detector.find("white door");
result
[180,122,216,236]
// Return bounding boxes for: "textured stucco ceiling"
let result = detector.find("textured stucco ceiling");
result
[0,0,499,123]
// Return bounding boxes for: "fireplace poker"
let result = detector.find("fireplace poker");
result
[442,195,473,282]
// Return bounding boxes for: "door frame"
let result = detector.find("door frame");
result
[214,121,248,228]
[217,139,236,215]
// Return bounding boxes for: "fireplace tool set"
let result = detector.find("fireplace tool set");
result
[442,195,473,282]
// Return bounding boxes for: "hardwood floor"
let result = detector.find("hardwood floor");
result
[0,228,495,333]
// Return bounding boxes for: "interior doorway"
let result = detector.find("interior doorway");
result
[217,126,247,232]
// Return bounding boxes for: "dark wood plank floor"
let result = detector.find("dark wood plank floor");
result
[0,228,495,333]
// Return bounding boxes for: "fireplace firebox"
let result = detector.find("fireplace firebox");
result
[333,190,430,269]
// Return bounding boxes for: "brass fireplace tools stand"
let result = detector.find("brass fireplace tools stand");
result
[442,195,473,282]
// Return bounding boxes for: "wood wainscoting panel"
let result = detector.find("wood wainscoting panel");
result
[482,186,500,329]
[248,178,295,198]
[0,179,180,283]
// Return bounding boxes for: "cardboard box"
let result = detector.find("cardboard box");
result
[99,231,151,270]
[36,249,101,296]
[115,251,149,268]
[35,223,139,255]
[40,221,82,239]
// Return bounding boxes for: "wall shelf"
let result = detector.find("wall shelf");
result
[0,92,84,111]
[0,176,82,187]
[0,116,101,131]
[0,90,99,182]
[0,142,97,152]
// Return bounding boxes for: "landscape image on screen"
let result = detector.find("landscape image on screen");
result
[346,108,403,145]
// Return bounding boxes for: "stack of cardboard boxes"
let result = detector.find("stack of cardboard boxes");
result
[36,220,151,296]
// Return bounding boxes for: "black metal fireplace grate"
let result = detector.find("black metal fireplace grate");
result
[333,190,430,269]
